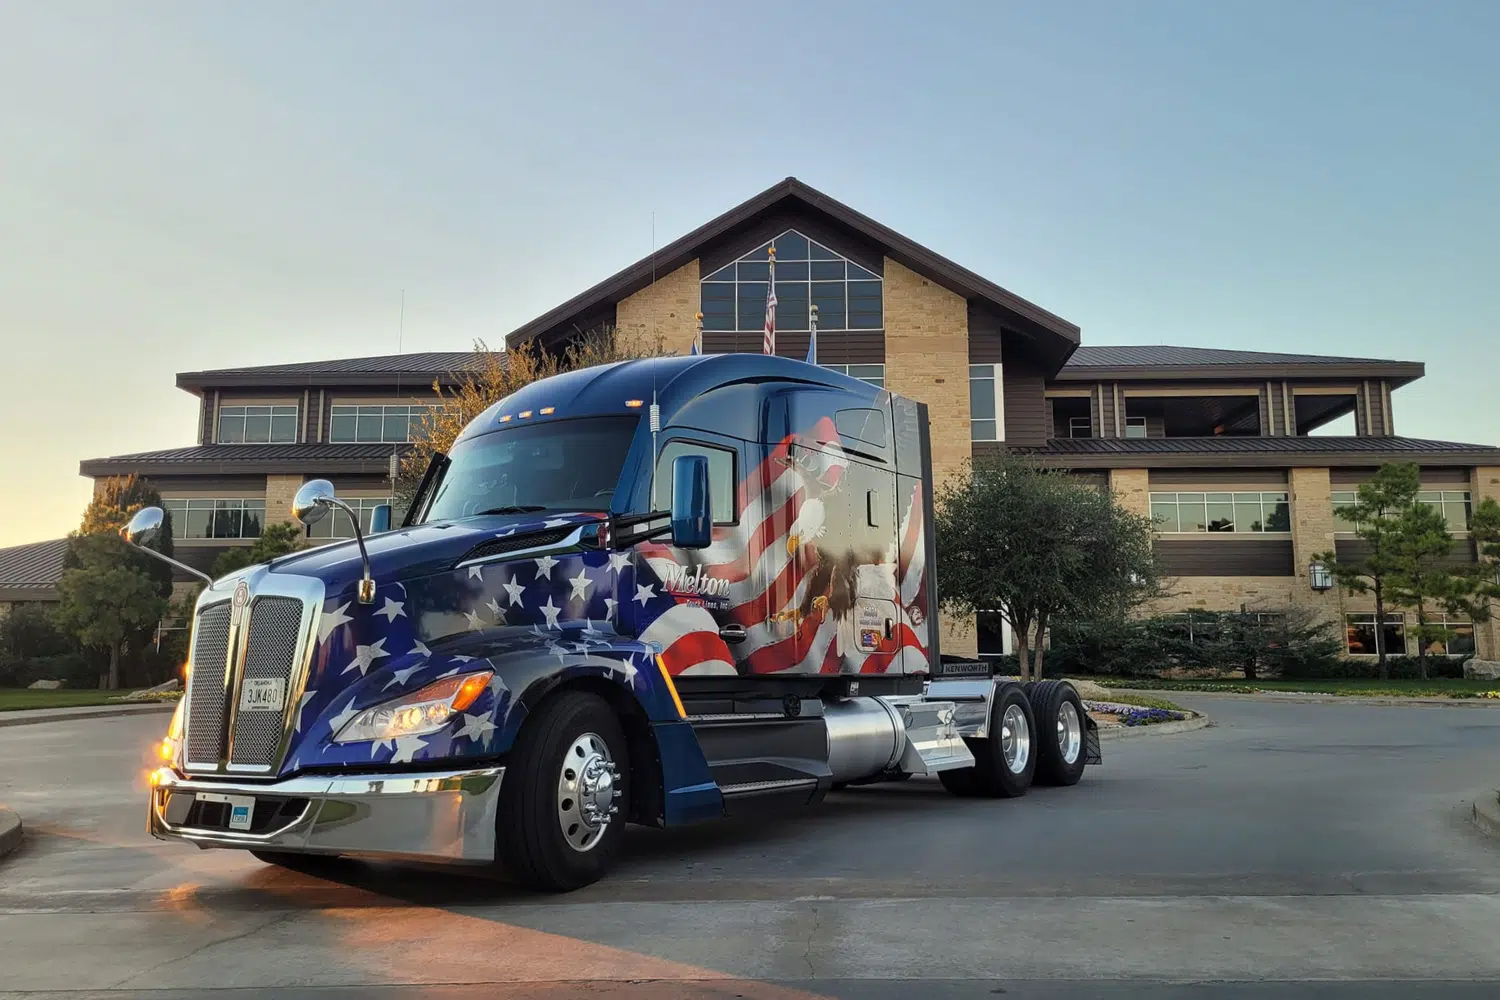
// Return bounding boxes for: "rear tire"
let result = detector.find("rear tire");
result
[939,682,1036,799]
[1030,680,1088,787]
[494,691,629,892]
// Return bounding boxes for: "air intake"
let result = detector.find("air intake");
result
[458,527,573,565]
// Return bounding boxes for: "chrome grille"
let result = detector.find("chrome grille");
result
[229,596,305,769]
[185,603,233,767]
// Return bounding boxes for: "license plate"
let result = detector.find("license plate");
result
[196,792,256,831]
[238,677,286,713]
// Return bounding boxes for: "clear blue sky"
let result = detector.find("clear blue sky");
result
[2,1,1496,545]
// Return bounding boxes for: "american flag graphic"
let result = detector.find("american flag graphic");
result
[763,249,777,356]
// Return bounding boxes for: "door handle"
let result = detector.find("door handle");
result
[719,624,747,644]
[884,618,895,640]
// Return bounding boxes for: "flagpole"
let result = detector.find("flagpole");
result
[692,312,703,355]
[807,303,819,366]
[764,243,776,356]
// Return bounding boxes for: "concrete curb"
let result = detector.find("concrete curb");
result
[1096,714,1212,741]
[1472,791,1500,841]
[1106,688,1500,709]
[0,808,21,861]
[0,701,176,729]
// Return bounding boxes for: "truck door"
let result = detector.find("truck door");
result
[891,394,935,672]
[637,433,752,676]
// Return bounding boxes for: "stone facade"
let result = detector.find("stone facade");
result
[882,258,972,489]
[1108,468,1150,519]
[616,259,701,356]
[263,475,304,527]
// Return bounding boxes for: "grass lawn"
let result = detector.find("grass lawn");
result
[1089,676,1500,699]
[0,689,165,712]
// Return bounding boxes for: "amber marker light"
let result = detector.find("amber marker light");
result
[656,655,686,718]
[539,406,555,415]
[499,414,512,423]
[625,399,643,408]
[519,410,533,418]
[452,672,491,712]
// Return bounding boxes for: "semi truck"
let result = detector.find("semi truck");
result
[130,354,1099,892]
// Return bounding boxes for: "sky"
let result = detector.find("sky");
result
[1,1,1497,547]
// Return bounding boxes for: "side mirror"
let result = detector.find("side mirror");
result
[292,479,337,526]
[369,503,392,534]
[123,506,165,547]
[669,454,711,549]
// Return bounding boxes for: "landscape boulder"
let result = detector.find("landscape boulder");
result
[26,679,62,690]
[1463,659,1500,681]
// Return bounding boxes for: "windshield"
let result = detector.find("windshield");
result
[422,416,639,522]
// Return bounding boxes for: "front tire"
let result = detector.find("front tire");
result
[495,691,629,892]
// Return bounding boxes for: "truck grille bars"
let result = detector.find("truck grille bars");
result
[181,571,324,777]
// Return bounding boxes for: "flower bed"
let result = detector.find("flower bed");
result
[1084,699,1190,727]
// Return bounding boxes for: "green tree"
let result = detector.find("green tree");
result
[934,452,1161,680]
[1470,497,1500,628]
[54,540,168,689]
[210,521,308,578]
[1384,499,1478,679]
[1315,462,1421,679]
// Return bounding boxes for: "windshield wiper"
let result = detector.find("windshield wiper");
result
[475,505,550,516]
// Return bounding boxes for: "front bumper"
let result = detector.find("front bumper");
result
[148,765,505,864]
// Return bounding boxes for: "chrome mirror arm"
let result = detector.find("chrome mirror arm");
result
[130,539,214,587]
[320,497,377,605]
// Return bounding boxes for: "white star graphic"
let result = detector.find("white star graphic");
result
[605,598,618,619]
[454,712,498,744]
[390,735,428,764]
[342,638,389,675]
[534,554,559,578]
[327,697,360,738]
[452,654,476,663]
[437,666,459,678]
[634,583,656,606]
[370,737,395,759]
[571,641,591,654]
[383,663,422,690]
[543,518,571,529]
[486,596,507,623]
[464,610,484,630]
[568,568,593,602]
[582,620,602,637]
[409,640,431,658]
[540,597,561,629]
[618,658,640,686]
[468,564,485,580]
[608,551,632,574]
[376,597,406,622]
[292,691,317,733]
[317,601,353,644]
[502,577,526,606]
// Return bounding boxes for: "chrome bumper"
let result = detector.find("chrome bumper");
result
[148,765,505,864]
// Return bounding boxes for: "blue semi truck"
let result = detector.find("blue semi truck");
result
[132,354,1099,891]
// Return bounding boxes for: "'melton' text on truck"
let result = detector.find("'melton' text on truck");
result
[131,354,1100,891]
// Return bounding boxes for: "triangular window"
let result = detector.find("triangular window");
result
[699,229,883,333]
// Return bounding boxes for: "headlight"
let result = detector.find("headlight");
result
[332,671,493,744]
[159,698,185,763]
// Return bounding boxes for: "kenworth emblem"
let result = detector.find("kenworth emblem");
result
[231,579,250,624]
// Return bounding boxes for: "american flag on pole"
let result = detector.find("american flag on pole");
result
[762,247,777,355]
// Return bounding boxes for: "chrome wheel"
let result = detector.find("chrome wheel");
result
[556,732,618,853]
[1000,703,1031,775]
[1057,700,1082,765]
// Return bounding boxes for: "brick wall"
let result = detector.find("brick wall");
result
[882,258,971,488]
[1108,468,1150,518]
[617,259,701,356]
[263,475,304,526]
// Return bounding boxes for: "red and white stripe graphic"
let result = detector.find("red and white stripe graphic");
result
[763,252,777,356]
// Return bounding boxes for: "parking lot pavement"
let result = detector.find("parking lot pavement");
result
[2,698,1499,998]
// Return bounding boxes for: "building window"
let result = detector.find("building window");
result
[821,363,885,388]
[1346,613,1407,656]
[163,499,265,540]
[969,364,1003,442]
[652,441,737,525]
[1124,416,1148,439]
[218,405,298,444]
[329,404,431,444]
[1419,614,1475,656]
[1068,416,1091,439]
[700,230,882,334]
[1149,492,1291,533]
[1332,489,1472,534]
[307,497,397,539]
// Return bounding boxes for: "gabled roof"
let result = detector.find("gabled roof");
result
[0,538,68,601]
[504,177,1080,366]
[176,352,495,391]
[1029,435,1500,469]
[79,444,406,477]
[1057,345,1423,385]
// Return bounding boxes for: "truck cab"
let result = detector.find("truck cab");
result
[135,355,1098,891]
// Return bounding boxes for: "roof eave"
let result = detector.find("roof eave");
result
[1053,362,1425,385]
[175,372,468,391]
[1025,447,1500,469]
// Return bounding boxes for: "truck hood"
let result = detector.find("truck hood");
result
[265,511,605,596]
